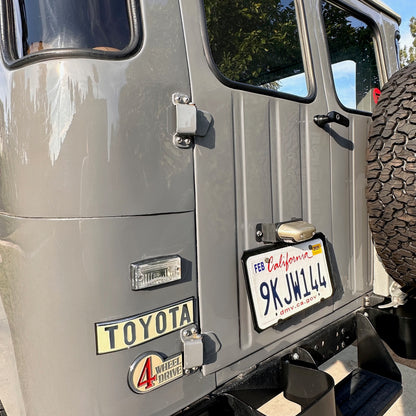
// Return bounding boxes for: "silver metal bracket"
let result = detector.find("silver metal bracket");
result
[378,282,407,309]
[256,219,316,244]
[180,324,203,374]
[172,93,197,149]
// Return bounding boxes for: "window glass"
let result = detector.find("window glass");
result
[204,0,309,98]
[322,1,380,112]
[12,0,132,57]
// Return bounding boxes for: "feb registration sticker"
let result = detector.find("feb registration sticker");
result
[243,235,333,331]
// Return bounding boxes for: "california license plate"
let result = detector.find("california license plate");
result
[242,236,333,330]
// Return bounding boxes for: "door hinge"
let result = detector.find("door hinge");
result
[180,324,203,374]
[172,92,213,149]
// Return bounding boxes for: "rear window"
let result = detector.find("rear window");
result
[322,1,380,112]
[204,0,310,98]
[8,0,136,60]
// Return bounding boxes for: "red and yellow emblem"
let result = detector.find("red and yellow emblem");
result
[128,352,183,393]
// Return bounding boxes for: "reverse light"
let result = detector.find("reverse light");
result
[130,255,182,290]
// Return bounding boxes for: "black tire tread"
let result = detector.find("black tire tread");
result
[367,62,416,290]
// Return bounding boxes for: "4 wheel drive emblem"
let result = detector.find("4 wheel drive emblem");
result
[128,352,183,393]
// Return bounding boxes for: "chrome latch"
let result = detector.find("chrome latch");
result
[180,324,203,374]
[172,93,197,149]
[256,219,316,244]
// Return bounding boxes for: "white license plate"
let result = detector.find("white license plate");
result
[243,237,333,330]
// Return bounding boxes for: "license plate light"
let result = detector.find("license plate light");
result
[130,255,182,290]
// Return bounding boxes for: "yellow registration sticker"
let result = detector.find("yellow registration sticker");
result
[95,299,194,354]
[311,243,322,255]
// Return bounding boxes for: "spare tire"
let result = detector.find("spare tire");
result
[367,62,416,293]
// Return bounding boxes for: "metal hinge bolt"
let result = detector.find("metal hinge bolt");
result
[173,92,191,105]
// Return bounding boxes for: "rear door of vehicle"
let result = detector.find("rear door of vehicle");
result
[180,0,390,376]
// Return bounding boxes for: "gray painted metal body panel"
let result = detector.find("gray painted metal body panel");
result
[0,213,214,416]
[0,1,209,415]
[0,0,401,415]
[0,1,193,218]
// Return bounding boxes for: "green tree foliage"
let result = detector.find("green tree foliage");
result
[204,0,302,88]
[322,2,379,99]
[204,0,378,100]
[400,17,416,67]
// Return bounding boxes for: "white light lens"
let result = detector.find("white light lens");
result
[130,256,182,290]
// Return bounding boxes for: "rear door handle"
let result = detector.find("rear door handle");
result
[314,111,350,128]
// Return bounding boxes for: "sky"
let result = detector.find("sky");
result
[382,0,414,49]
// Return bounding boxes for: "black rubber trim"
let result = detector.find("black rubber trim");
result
[198,0,317,105]
[0,0,142,68]
[320,0,384,117]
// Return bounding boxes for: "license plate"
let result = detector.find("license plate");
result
[242,236,333,331]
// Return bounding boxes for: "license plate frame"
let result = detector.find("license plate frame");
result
[242,233,334,331]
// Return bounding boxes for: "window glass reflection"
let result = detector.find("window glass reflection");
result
[13,0,131,57]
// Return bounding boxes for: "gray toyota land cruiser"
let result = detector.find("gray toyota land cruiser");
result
[0,1,414,415]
